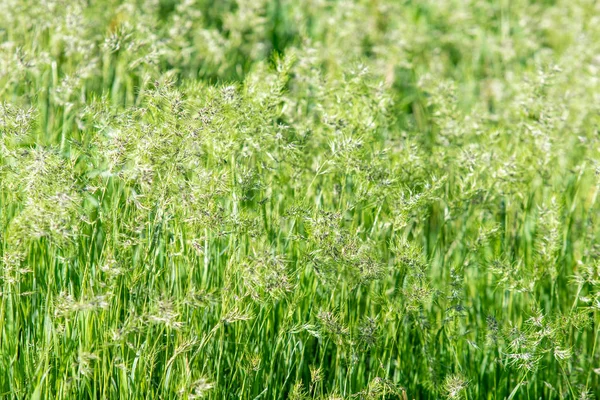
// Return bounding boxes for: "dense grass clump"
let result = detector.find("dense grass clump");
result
[2,0,600,398]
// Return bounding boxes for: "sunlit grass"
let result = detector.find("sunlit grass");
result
[1,0,600,398]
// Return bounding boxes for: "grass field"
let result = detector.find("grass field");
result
[2,0,600,398]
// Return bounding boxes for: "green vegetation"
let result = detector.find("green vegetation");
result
[1,0,600,398]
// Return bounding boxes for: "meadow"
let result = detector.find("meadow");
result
[1,0,600,398]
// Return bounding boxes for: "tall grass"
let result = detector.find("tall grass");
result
[1,0,600,398]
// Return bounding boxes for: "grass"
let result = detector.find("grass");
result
[1,0,600,398]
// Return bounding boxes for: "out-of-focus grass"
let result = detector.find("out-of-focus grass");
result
[1,0,600,398]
